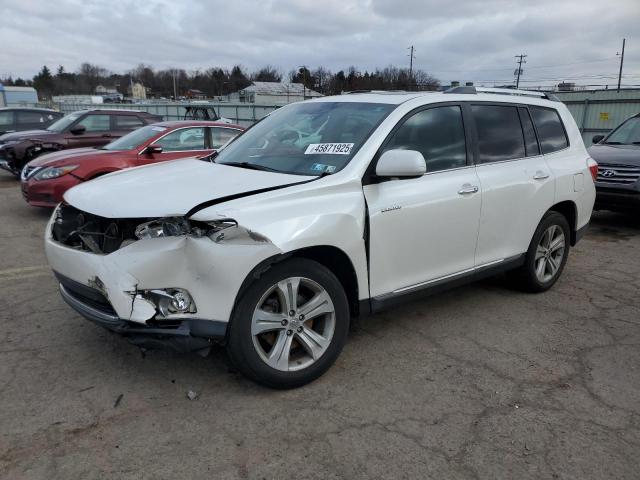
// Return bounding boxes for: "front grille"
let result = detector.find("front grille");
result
[52,203,146,254]
[597,163,640,185]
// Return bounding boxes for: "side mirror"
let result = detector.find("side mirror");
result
[145,145,163,155]
[375,149,426,178]
[592,135,605,144]
[69,125,86,135]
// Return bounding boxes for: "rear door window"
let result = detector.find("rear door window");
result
[529,106,569,154]
[382,105,467,173]
[155,127,206,151]
[209,127,241,149]
[76,114,111,132]
[17,111,46,125]
[518,107,540,157]
[471,105,526,163]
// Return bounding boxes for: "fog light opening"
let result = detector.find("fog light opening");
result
[145,288,196,317]
[170,291,191,312]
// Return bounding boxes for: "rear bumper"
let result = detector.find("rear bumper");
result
[58,274,227,353]
[595,188,640,211]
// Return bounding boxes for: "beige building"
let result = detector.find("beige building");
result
[128,82,147,100]
[229,82,322,105]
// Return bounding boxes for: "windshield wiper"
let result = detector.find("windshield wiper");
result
[604,141,622,145]
[221,161,282,173]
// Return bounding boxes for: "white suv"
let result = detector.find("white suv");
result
[46,88,597,388]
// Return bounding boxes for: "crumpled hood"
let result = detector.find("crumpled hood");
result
[0,129,54,144]
[26,147,114,168]
[64,159,313,218]
[588,144,640,166]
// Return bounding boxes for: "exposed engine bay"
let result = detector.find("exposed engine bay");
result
[51,203,265,254]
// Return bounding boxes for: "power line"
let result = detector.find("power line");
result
[433,57,617,74]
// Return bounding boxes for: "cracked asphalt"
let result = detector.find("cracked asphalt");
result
[1,172,639,480]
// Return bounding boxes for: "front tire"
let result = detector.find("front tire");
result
[510,211,570,293]
[227,258,350,388]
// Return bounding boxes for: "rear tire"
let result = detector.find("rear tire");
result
[227,258,350,389]
[509,211,570,293]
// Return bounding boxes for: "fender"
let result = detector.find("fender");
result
[192,179,371,305]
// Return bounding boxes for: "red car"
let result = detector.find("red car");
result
[20,120,243,207]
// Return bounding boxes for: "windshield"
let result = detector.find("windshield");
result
[215,101,395,175]
[46,112,84,132]
[605,117,640,145]
[102,125,167,151]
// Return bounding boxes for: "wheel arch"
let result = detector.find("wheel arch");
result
[234,245,363,323]
[548,200,578,245]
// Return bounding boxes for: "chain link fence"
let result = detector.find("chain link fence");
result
[51,102,281,127]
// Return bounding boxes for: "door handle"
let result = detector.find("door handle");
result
[533,170,550,180]
[458,184,479,195]
[101,133,112,138]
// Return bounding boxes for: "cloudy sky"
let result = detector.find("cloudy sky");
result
[1,0,639,87]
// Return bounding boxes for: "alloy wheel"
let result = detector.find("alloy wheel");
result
[251,276,336,372]
[534,225,566,283]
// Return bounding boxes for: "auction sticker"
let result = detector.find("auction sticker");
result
[304,143,354,155]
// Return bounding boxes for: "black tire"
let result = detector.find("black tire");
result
[509,211,571,293]
[227,258,350,389]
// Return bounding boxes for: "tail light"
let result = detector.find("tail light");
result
[587,158,598,182]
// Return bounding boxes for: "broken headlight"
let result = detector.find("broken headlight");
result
[134,217,239,241]
[135,217,191,239]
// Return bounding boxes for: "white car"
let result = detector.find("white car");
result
[45,87,597,388]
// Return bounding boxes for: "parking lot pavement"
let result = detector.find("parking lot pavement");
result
[1,172,639,480]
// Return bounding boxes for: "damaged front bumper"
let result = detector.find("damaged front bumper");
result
[58,272,225,353]
[45,205,282,352]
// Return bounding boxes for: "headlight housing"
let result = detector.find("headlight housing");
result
[33,165,79,181]
[134,217,191,239]
[134,217,238,240]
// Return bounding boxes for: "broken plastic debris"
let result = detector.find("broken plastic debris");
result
[187,390,198,401]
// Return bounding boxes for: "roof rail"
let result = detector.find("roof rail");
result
[444,86,559,101]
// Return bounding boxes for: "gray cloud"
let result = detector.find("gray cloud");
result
[0,0,638,87]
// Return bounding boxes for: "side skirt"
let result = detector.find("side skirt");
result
[366,254,525,314]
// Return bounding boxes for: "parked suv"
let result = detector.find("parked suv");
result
[0,107,63,135]
[588,113,640,212]
[0,109,162,175]
[46,88,596,388]
[21,120,243,207]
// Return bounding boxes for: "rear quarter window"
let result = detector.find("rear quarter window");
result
[529,106,569,154]
[115,115,145,129]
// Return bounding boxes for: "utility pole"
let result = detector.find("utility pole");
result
[617,38,626,93]
[408,46,415,79]
[172,70,178,101]
[514,54,527,88]
[298,65,307,100]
